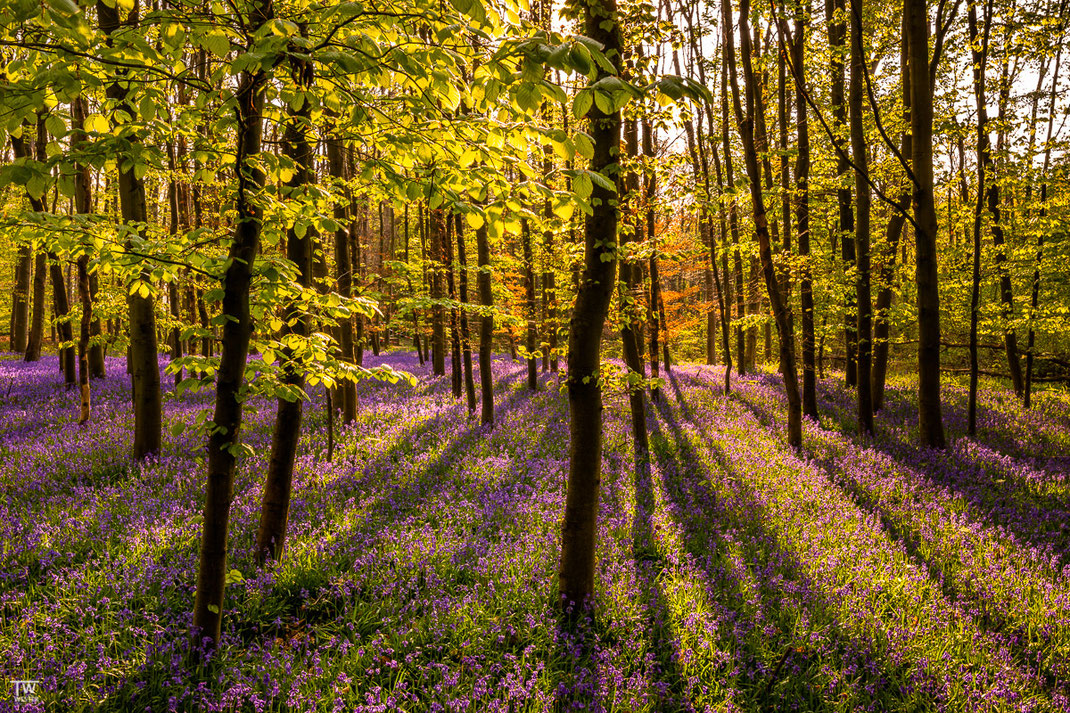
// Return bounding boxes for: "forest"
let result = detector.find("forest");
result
[1,0,1069,708]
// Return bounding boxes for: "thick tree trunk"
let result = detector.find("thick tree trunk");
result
[11,246,31,354]
[558,0,621,612]
[849,0,873,434]
[906,0,946,449]
[98,1,161,459]
[192,0,273,647]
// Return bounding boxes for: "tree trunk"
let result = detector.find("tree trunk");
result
[872,18,912,412]
[906,0,946,449]
[620,117,649,457]
[727,0,803,450]
[192,0,273,648]
[522,218,539,391]
[558,0,621,612]
[644,119,662,400]
[256,48,314,565]
[445,215,463,397]
[1026,40,1063,408]
[98,0,162,459]
[430,208,446,376]
[849,0,873,434]
[989,52,1025,397]
[327,130,357,423]
[782,4,819,420]
[476,215,495,426]
[49,254,76,388]
[11,245,31,354]
[455,214,477,413]
[12,124,47,364]
[828,0,857,386]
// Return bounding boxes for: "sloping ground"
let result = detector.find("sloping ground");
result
[0,352,1067,712]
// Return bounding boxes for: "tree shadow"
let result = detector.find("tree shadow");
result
[645,390,943,710]
[739,372,1070,570]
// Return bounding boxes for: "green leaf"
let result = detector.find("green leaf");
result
[204,31,230,58]
[572,90,592,119]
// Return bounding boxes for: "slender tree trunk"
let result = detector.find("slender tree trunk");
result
[781,4,819,419]
[721,50,747,375]
[1026,41,1063,408]
[455,214,477,413]
[849,0,873,434]
[430,208,446,376]
[727,0,803,450]
[872,20,912,412]
[644,119,662,401]
[989,54,1025,397]
[192,0,273,647]
[828,0,857,386]
[620,117,649,456]
[72,95,93,421]
[88,270,105,378]
[98,0,162,459]
[445,216,463,397]
[965,0,994,435]
[558,0,621,611]
[327,130,357,423]
[906,0,946,449]
[49,254,76,387]
[12,124,47,364]
[477,215,495,426]
[522,218,539,391]
[256,48,315,565]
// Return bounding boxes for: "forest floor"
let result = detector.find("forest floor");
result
[1,351,1069,712]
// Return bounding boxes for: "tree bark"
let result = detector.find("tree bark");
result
[98,0,162,459]
[849,0,873,434]
[905,0,946,449]
[828,0,857,386]
[476,214,495,426]
[522,218,539,391]
[727,0,803,450]
[11,245,31,354]
[620,116,649,456]
[558,0,621,612]
[256,47,315,565]
[192,0,273,648]
[327,130,357,423]
[455,214,477,413]
[430,208,446,376]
